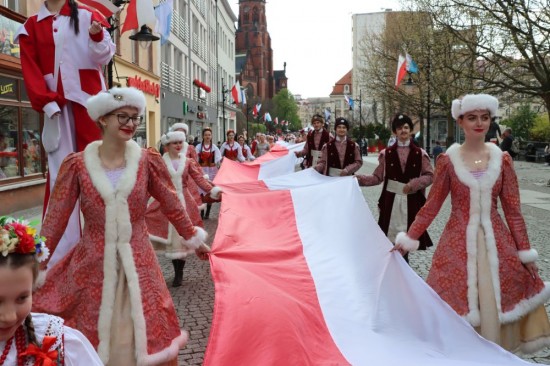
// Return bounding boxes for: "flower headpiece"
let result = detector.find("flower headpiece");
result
[0,216,49,263]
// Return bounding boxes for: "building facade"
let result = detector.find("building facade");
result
[329,70,354,125]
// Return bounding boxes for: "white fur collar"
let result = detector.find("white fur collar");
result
[162,152,187,180]
[83,140,142,201]
[445,143,503,190]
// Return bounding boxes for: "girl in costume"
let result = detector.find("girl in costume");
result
[238,135,255,161]
[32,87,210,366]
[146,131,221,287]
[394,94,550,353]
[196,128,222,220]
[220,130,245,162]
[16,0,116,269]
[0,216,102,365]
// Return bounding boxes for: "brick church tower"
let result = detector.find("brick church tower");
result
[235,0,275,100]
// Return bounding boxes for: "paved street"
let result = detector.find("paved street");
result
[14,155,550,364]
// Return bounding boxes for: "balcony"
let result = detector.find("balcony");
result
[171,12,189,44]
[161,62,190,98]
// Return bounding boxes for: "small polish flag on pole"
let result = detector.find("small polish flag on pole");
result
[121,0,157,34]
[395,54,407,89]
[231,81,241,104]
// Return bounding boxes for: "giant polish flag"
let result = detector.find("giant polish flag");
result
[205,163,529,364]
[121,0,156,34]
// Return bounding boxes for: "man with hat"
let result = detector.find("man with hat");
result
[295,114,331,168]
[315,117,362,176]
[356,113,433,262]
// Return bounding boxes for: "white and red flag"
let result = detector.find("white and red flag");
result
[206,153,530,366]
[395,54,407,88]
[230,81,241,104]
[78,0,120,17]
[121,0,157,34]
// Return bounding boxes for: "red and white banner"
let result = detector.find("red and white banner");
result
[395,54,407,88]
[78,0,120,17]
[205,152,529,365]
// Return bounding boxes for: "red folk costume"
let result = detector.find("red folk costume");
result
[316,137,362,176]
[220,141,245,162]
[301,129,330,168]
[16,1,115,268]
[402,143,550,353]
[146,149,221,258]
[33,141,206,365]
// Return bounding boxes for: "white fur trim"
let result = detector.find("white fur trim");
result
[446,143,507,327]
[161,131,186,146]
[198,203,207,211]
[183,227,208,249]
[451,94,498,120]
[500,282,550,324]
[149,234,169,245]
[395,232,420,252]
[516,334,550,355]
[33,270,48,290]
[203,174,210,180]
[518,249,538,263]
[86,87,146,121]
[210,186,222,200]
[83,140,142,363]
[137,331,188,366]
[170,123,189,134]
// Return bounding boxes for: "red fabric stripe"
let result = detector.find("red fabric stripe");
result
[204,189,349,365]
[78,0,115,17]
[213,158,260,185]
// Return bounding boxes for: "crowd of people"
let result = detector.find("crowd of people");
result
[1,0,549,364]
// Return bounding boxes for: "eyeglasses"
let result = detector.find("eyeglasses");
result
[107,113,143,126]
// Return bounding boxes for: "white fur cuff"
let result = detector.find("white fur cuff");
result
[210,186,222,200]
[33,270,48,290]
[184,227,208,249]
[395,232,420,252]
[203,174,210,180]
[518,249,538,264]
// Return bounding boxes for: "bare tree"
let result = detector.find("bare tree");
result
[411,0,550,118]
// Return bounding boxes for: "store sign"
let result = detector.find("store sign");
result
[0,76,18,100]
[126,76,160,98]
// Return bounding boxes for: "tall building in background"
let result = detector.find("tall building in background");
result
[234,0,274,100]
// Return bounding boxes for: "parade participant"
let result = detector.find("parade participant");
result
[315,117,362,176]
[17,0,116,269]
[0,216,103,365]
[170,123,203,211]
[196,128,222,220]
[254,134,270,158]
[295,114,331,168]
[32,87,210,366]
[146,131,221,287]
[238,135,255,161]
[250,132,261,155]
[357,114,433,262]
[267,135,276,149]
[394,94,550,353]
[220,130,245,162]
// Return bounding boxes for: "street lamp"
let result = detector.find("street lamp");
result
[352,91,363,154]
[404,61,432,154]
[220,77,230,135]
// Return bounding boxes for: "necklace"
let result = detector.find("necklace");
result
[0,326,25,366]
[0,336,14,365]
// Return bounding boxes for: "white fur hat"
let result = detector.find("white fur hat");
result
[86,87,146,121]
[451,94,498,120]
[170,123,189,133]
[161,131,186,146]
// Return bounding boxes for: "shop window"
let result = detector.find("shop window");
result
[21,108,41,176]
[0,105,19,179]
[0,12,20,58]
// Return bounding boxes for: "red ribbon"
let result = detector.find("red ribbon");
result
[19,336,58,366]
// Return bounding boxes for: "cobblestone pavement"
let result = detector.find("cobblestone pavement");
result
[12,156,550,365]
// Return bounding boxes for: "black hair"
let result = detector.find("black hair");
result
[68,0,80,35]
[391,113,413,133]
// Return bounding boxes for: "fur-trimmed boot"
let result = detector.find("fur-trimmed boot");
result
[204,204,212,220]
[171,259,186,287]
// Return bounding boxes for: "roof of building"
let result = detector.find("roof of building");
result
[330,70,353,96]
[274,70,286,79]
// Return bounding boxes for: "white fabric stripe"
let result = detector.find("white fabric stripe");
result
[257,152,298,180]
[283,176,527,365]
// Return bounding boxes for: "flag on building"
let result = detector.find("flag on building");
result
[154,0,173,45]
[264,112,272,122]
[253,103,261,117]
[205,153,533,366]
[231,81,241,104]
[324,108,331,122]
[395,54,407,88]
[406,53,419,73]
[78,0,120,17]
[344,95,354,110]
[240,87,247,105]
[121,0,157,34]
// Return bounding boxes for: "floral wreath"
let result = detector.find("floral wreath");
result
[0,216,49,263]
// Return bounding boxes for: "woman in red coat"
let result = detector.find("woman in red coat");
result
[395,94,550,354]
[34,87,210,366]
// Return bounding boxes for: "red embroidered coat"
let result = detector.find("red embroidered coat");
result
[408,143,549,326]
[33,141,196,365]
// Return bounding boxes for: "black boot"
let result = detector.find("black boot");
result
[200,209,205,219]
[204,204,212,220]
[171,259,185,287]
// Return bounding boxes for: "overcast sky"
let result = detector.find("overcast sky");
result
[228,0,401,99]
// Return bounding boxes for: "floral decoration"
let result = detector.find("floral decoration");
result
[0,216,49,262]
